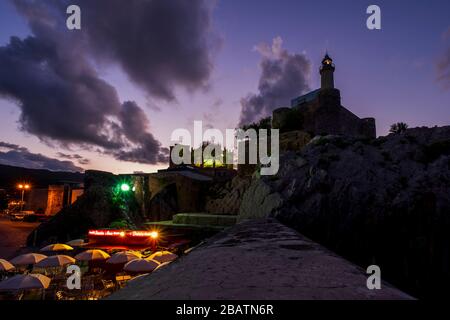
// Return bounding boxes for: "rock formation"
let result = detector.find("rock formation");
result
[238,126,450,298]
[204,176,251,215]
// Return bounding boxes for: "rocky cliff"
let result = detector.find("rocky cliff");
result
[238,126,450,298]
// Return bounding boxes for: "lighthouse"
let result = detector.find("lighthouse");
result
[320,53,335,90]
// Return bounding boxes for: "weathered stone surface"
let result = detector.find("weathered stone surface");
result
[238,177,283,221]
[237,126,450,298]
[108,219,412,300]
[205,176,251,215]
[147,183,178,222]
[279,130,312,152]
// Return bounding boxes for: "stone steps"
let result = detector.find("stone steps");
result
[145,213,237,231]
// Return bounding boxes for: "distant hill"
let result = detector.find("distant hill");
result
[0,164,84,189]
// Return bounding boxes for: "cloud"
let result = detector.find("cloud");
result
[238,37,311,126]
[0,142,83,172]
[113,101,169,164]
[71,0,218,101]
[0,0,169,165]
[437,28,450,90]
[202,98,223,129]
[56,152,90,165]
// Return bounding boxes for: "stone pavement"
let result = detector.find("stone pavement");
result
[108,219,413,300]
[0,216,39,259]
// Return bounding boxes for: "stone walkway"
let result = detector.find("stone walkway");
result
[108,219,413,300]
[0,216,39,260]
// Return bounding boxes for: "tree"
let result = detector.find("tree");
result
[389,122,409,134]
[240,116,272,132]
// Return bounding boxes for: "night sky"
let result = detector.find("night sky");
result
[0,0,449,173]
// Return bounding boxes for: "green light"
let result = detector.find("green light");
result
[120,183,131,192]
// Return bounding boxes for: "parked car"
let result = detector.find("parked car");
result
[10,213,26,221]
[10,211,34,222]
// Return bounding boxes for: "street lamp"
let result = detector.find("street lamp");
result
[17,184,30,211]
[120,183,131,192]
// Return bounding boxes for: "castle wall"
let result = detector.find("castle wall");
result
[279,89,376,139]
[70,188,84,204]
[45,185,65,215]
[25,188,48,213]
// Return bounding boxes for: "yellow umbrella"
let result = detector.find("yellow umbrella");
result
[75,250,110,262]
[148,251,178,264]
[124,259,159,273]
[10,253,47,266]
[0,274,51,291]
[0,259,15,272]
[107,251,142,264]
[36,255,76,268]
[66,239,85,247]
[40,244,74,252]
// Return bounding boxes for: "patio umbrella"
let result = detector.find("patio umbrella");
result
[75,250,110,262]
[0,274,51,291]
[0,259,15,272]
[148,251,178,264]
[36,255,76,268]
[107,251,142,264]
[40,244,74,252]
[10,253,47,266]
[66,239,85,247]
[124,259,159,273]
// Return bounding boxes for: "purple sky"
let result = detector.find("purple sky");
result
[0,0,449,173]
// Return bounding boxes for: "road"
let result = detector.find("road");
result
[0,216,40,260]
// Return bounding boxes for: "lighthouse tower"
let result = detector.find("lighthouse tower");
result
[320,53,335,90]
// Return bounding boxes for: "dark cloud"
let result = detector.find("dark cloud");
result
[56,152,90,165]
[0,141,83,172]
[0,0,169,165]
[72,0,218,101]
[114,101,169,164]
[238,37,311,126]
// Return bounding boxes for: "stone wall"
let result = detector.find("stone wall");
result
[45,185,65,215]
[108,219,411,300]
[273,89,376,139]
[24,188,48,213]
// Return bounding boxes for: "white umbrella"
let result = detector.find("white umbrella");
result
[66,239,85,247]
[0,259,15,272]
[75,250,110,262]
[10,253,47,266]
[40,244,74,252]
[124,259,159,273]
[107,251,142,264]
[36,255,76,268]
[148,251,178,264]
[0,274,51,291]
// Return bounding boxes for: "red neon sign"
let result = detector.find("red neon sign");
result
[88,230,155,238]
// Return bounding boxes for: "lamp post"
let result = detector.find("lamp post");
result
[17,184,30,212]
